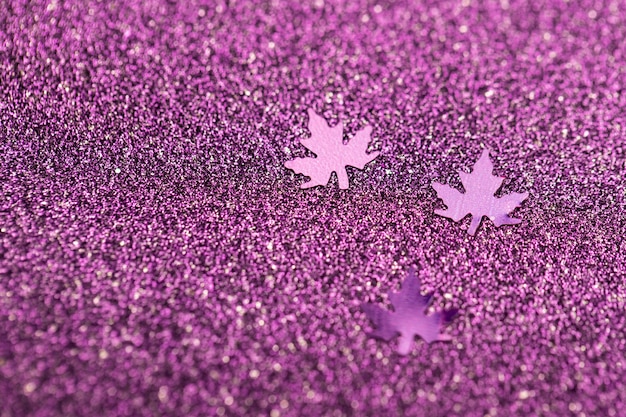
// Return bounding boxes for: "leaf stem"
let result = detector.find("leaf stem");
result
[336,169,349,189]
[468,215,482,235]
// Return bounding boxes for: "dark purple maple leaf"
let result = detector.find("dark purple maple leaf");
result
[284,109,379,189]
[432,149,529,235]
[362,268,456,355]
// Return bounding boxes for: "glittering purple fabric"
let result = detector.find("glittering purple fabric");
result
[1,0,625,416]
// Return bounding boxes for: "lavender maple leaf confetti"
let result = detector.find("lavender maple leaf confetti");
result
[432,149,529,235]
[362,268,456,355]
[284,109,379,189]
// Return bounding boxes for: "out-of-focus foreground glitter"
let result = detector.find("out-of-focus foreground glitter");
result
[1,0,625,416]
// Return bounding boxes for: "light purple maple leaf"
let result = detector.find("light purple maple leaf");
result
[432,149,529,235]
[362,268,456,355]
[284,109,379,189]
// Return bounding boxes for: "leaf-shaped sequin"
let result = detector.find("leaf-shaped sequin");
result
[284,109,379,189]
[362,268,456,355]
[432,149,529,235]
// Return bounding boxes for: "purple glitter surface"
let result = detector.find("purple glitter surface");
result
[1,0,625,416]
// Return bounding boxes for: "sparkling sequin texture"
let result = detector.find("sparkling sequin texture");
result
[1,0,625,416]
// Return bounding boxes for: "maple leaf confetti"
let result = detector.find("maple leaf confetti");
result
[362,268,456,355]
[284,109,380,189]
[432,149,529,235]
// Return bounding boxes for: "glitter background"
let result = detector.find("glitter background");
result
[1,0,626,416]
